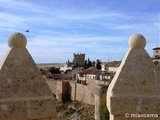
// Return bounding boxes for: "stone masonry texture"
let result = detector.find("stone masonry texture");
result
[0,32,56,120]
[107,34,160,120]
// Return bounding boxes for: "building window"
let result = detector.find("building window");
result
[155,55,160,58]
[79,74,83,77]
[156,50,159,53]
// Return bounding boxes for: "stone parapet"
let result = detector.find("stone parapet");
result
[0,32,56,120]
[107,34,160,120]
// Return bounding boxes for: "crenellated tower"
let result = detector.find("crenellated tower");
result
[73,53,85,67]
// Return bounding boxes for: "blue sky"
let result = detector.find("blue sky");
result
[0,0,159,63]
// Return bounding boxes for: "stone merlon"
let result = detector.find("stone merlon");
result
[0,32,56,120]
[107,34,160,120]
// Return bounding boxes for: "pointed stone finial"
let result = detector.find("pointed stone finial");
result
[107,34,160,120]
[0,33,56,119]
[8,32,27,48]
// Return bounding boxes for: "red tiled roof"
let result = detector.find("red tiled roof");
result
[79,67,101,74]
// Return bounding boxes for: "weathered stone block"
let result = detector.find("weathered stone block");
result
[109,96,139,114]
[0,101,27,120]
[138,96,160,114]
[109,96,160,114]
[0,32,56,119]
[27,99,55,119]
[107,34,160,120]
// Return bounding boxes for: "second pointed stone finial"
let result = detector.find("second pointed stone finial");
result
[107,33,160,120]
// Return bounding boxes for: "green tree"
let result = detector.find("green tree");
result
[47,67,61,74]
[100,107,110,120]
[84,58,93,69]
[84,60,88,69]
[96,59,101,70]
[87,58,92,68]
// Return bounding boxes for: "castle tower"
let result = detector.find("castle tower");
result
[73,53,85,67]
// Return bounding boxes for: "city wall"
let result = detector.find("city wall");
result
[46,79,97,105]
[46,79,57,94]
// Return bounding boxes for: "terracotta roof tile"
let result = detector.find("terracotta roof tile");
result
[79,67,101,74]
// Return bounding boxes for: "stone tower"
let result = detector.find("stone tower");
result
[73,53,85,67]
[0,32,56,120]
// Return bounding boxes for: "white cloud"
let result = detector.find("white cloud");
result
[0,0,159,63]
[0,0,44,13]
[24,34,129,63]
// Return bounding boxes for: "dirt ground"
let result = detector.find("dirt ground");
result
[55,100,95,120]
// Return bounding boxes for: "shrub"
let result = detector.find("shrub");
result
[68,108,76,114]
[100,106,110,120]
[64,111,69,116]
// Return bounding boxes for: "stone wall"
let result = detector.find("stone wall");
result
[56,80,63,101]
[46,79,57,94]
[46,79,98,105]
[95,85,108,120]
[45,80,62,101]
[76,79,96,105]
[69,81,76,101]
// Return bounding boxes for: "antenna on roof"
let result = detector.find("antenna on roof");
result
[156,38,159,47]
[108,52,109,62]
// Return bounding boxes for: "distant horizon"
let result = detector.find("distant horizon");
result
[0,0,159,63]
[36,61,110,64]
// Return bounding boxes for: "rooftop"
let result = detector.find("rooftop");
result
[79,67,101,74]
[153,47,160,50]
